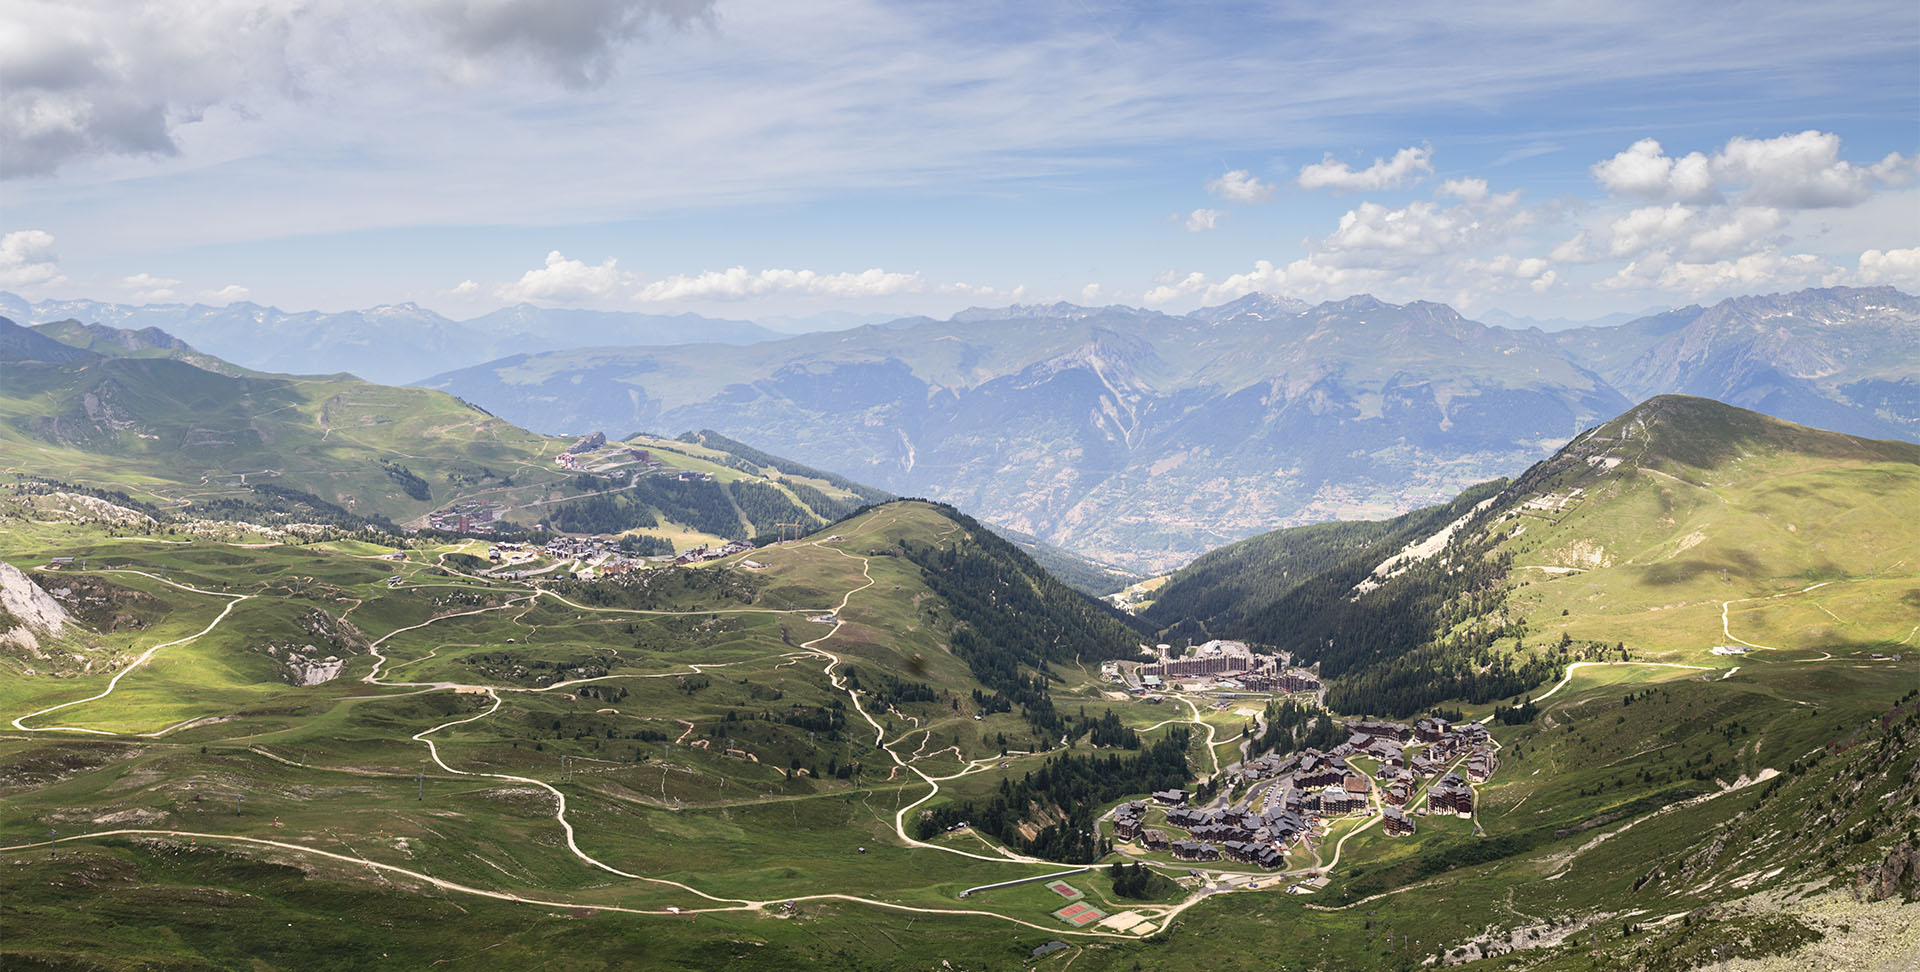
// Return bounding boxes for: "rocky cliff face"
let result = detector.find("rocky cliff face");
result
[0,560,75,652]
[1856,841,1920,903]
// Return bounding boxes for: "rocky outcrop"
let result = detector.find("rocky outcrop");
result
[0,560,74,652]
[262,644,349,685]
[254,608,364,685]
[1855,841,1919,903]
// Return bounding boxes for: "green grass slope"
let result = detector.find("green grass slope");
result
[0,320,889,547]
[0,454,1912,971]
[1145,395,1919,718]
[0,326,570,522]
[31,318,249,376]
[1490,395,1919,663]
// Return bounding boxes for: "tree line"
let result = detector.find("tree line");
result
[916,727,1191,864]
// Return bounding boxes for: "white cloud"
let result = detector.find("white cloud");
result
[1184,208,1222,232]
[480,258,1002,306]
[1591,139,1719,204]
[449,279,481,295]
[1549,231,1591,263]
[1322,201,1453,258]
[1080,282,1103,303]
[1297,145,1432,192]
[1469,255,1558,293]
[202,283,251,303]
[497,250,631,302]
[1145,177,1553,308]
[1439,178,1488,202]
[933,280,1022,300]
[1316,188,1531,266]
[1716,131,1914,208]
[1606,204,1701,258]
[1604,204,1786,263]
[0,229,64,288]
[635,266,923,302]
[1206,169,1273,204]
[1592,131,1914,209]
[1601,248,1836,296]
[1855,247,1920,287]
[1205,259,1379,304]
[1682,207,1785,261]
[122,271,181,301]
[1141,271,1210,305]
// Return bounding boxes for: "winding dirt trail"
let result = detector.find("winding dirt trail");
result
[11,570,253,735]
[409,687,747,903]
[1532,660,1716,703]
[1719,581,1832,651]
[788,528,1054,865]
[0,827,1135,939]
[4,522,1214,935]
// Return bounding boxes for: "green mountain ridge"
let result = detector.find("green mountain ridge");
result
[1148,394,1919,716]
[31,318,254,377]
[0,317,880,548]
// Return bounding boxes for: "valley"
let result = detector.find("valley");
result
[2,488,1914,968]
[2,323,1915,971]
[10,6,1917,968]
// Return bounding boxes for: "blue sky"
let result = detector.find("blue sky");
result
[2,0,1916,322]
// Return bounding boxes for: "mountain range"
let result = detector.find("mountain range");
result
[0,292,785,384]
[419,286,1919,571]
[12,285,1915,571]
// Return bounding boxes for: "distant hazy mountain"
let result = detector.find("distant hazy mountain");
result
[1552,286,1920,441]
[424,286,1917,570]
[422,294,1638,570]
[1476,305,1665,332]
[0,292,783,385]
[755,310,904,333]
[1183,292,1312,324]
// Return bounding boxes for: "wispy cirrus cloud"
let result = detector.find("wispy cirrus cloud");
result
[11,2,1917,241]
